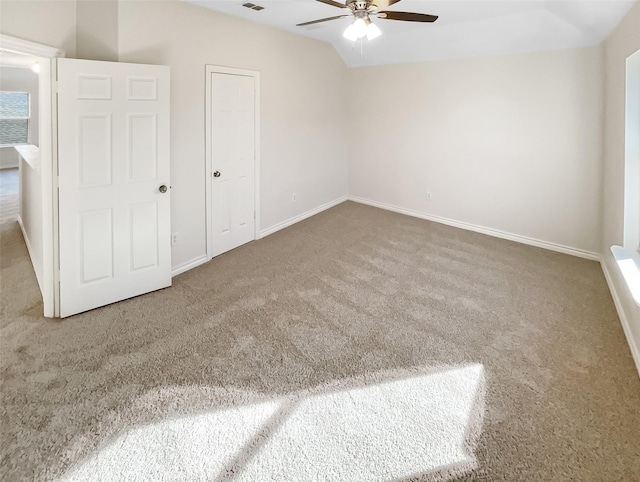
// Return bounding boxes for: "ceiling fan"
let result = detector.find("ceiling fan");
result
[296,0,438,42]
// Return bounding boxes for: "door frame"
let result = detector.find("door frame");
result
[0,34,64,317]
[204,65,261,259]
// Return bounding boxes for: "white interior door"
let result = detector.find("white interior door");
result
[210,71,256,257]
[57,58,171,317]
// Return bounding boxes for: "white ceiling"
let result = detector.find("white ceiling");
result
[185,0,637,67]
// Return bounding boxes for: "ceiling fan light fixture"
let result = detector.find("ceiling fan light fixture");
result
[366,21,381,40]
[352,17,368,38]
[343,22,360,41]
[344,14,376,42]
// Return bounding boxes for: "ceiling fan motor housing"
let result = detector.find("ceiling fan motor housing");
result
[348,1,372,12]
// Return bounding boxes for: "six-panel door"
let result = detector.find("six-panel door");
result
[210,72,256,258]
[57,59,171,317]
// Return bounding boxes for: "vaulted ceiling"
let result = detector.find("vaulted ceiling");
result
[186,0,637,67]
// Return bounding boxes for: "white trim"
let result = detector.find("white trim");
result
[260,195,348,238]
[205,65,261,259]
[348,196,600,261]
[611,245,640,306]
[601,259,640,379]
[0,34,64,58]
[623,49,640,251]
[48,58,61,318]
[171,255,209,277]
[17,216,44,294]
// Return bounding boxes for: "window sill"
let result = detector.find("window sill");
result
[14,144,39,170]
[611,245,640,307]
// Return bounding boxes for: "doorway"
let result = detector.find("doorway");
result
[205,65,260,259]
[0,34,62,317]
[1,35,174,318]
[0,53,41,290]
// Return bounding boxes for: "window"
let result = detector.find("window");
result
[611,47,640,306]
[623,48,640,254]
[0,91,30,146]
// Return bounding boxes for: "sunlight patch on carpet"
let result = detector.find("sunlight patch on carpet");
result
[60,365,485,481]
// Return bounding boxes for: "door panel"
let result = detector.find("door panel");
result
[127,77,157,100]
[77,74,111,99]
[210,72,256,257]
[128,114,158,181]
[79,114,112,186]
[58,58,171,317]
[79,209,113,283]
[219,179,232,235]
[130,202,159,271]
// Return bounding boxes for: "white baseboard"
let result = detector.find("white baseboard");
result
[171,255,208,277]
[260,195,348,238]
[348,196,600,261]
[601,259,640,378]
[172,196,348,277]
[17,216,44,295]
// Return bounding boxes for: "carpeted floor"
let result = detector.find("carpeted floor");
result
[1,167,639,480]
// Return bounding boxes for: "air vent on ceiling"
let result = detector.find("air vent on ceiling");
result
[242,2,264,11]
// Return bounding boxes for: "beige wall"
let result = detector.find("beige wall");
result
[76,0,118,61]
[0,0,118,61]
[118,1,349,271]
[0,0,76,56]
[348,47,604,255]
[602,2,640,362]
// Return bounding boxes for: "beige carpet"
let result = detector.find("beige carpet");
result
[1,170,639,480]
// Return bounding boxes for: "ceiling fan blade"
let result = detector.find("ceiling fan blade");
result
[316,0,347,9]
[297,14,349,26]
[377,11,438,22]
[370,0,402,8]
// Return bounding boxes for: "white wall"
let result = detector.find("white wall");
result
[117,1,349,271]
[602,1,640,371]
[17,146,44,292]
[348,47,603,257]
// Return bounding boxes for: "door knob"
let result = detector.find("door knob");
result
[159,185,168,193]
[213,171,221,178]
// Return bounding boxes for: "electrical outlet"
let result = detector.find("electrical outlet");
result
[171,233,179,246]
[292,193,297,202]
[426,191,433,201]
